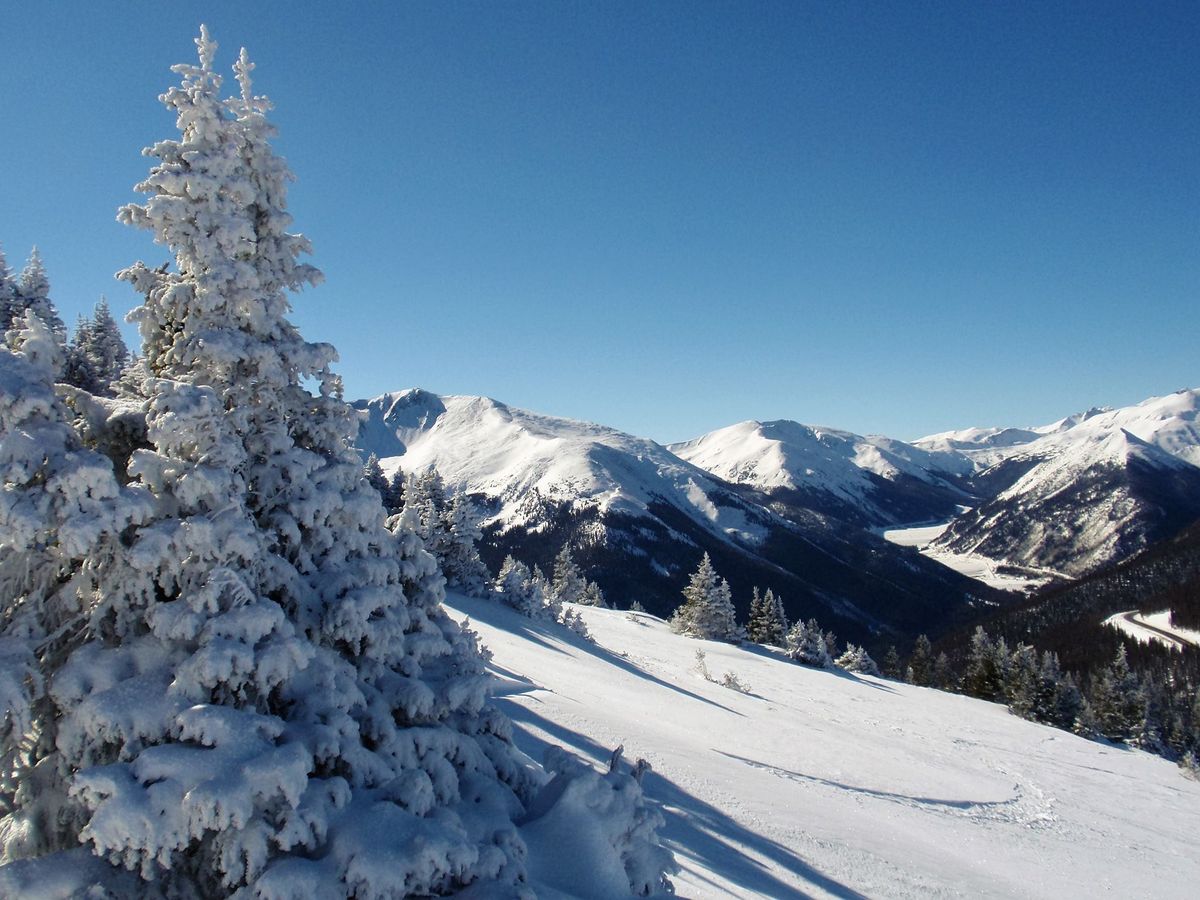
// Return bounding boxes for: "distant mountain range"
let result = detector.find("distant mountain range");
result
[355,386,1200,643]
[353,390,995,645]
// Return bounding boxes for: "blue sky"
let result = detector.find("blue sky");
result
[2,1,1196,442]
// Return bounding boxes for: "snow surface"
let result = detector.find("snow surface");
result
[354,390,768,543]
[1103,610,1200,651]
[448,593,1200,899]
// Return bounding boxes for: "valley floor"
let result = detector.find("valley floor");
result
[880,520,1054,592]
[447,594,1200,899]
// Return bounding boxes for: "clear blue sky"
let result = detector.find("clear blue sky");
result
[2,1,1196,442]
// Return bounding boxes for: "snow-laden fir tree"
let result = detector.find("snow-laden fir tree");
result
[11,249,66,349]
[0,245,17,334]
[746,587,787,647]
[550,544,587,605]
[440,493,490,596]
[0,312,153,854]
[907,634,933,686]
[670,553,741,642]
[64,299,130,397]
[361,452,389,496]
[785,618,831,668]
[0,30,673,897]
[835,644,880,677]
[579,580,607,608]
[1083,645,1146,743]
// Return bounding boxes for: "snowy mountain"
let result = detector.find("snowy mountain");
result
[446,592,1200,898]
[354,390,994,642]
[932,390,1200,578]
[669,419,973,527]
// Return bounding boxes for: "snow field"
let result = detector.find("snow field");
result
[449,594,1200,899]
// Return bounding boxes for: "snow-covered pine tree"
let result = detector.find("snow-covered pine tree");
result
[550,544,587,605]
[0,31,674,896]
[907,634,933,686]
[440,493,490,596]
[0,312,152,856]
[0,245,18,334]
[496,555,541,617]
[881,645,902,679]
[1087,645,1146,743]
[670,554,741,641]
[579,580,607,608]
[785,618,831,668]
[382,469,405,513]
[747,587,787,646]
[362,452,388,495]
[963,626,1006,702]
[64,299,130,396]
[11,249,66,349]
[835,644,881,677]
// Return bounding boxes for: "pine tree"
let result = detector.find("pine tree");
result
[382,469,405,512]
[11,249,66,349]
[785,618,832,668]
[1006,643,1039,720]
[579,580,608,608]
[835,644,881,676]
[0,31,675,895]
[964,627,1006,702]
[362,451,388,495]
[670,554,740,641]
[0,244,17,334]
[747,587,787,646]
[550,543,588,605]
[908,634,933,686]
[440,493,490,596]
[1087,646,1146,743]
[64,299,130,396]
[882,645,902,679]
[932,651,952,690]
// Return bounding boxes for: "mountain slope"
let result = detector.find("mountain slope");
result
[354,390,996,643]
[447,592,1200,899]
[933,390,1200,577]
[669,419,972,528]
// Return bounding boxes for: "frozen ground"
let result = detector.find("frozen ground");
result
[1103,609,1200,650]
[447,593,1200,899]
[880,521,1052,592]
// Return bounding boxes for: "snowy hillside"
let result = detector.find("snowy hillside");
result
[354,390,994,642]
[669,419,971,527]
[933,390,1200,578]
[448,593,1200,899]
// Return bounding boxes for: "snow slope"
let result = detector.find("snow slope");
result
[448,593,1200,899]
[669,420,971,527]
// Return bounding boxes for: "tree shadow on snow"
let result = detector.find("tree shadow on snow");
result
[458,597,746,716]
[734,642,900,695]
[502,702,869,900]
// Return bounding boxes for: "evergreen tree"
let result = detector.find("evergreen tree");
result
[64,299,130,396]
[362,451,388,495]
[932,651,952,690]
[1087,646,1146,743]
[440,493,490,596]
[12,249,66,348]
[579,579,608,608]
[0,244,17,334]
[882,645,902,679]
[0,31,675,895]
[908,634,933,686]
[785,618,831,668]
[670,553,741,641]
[550,543,588,605]
[835,644,881,676]
[963,627,1006,702]
[747,587,787,646]
[1006,643,1040,720]
[382,468,405,512]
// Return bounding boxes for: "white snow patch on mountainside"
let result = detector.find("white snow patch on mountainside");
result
[354,389,768,542]
[882,521,1052,592]
[668,419,969,510]
[448,593,1200,899]
[917,389,1200,469]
